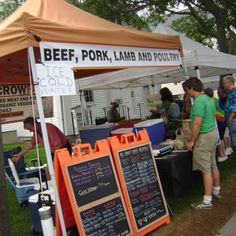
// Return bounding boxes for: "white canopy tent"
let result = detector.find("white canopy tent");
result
[78,66,185,90]
[152,23,236,78]
[78,24,236,90]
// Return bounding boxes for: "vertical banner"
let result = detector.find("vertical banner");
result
[0,85,53,124]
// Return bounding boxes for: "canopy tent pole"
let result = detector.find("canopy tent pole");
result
[194,50,201,79]
[28,47,67,236]
[181,57,189,80]
[195,66,201,79]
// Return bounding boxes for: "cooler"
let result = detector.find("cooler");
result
[28,189,55,234]
[79,123,114,147]
[134,118,165,145]
[111,128,133,140]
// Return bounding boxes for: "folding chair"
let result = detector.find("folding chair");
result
[4,147,47,189]
[8,158,41,204]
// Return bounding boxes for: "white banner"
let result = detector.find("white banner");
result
[0,85,53,124]
[40,42,182,68]
[36,64,76,96]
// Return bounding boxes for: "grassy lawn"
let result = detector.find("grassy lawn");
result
[4,142,236,235]
[4,142,46,236]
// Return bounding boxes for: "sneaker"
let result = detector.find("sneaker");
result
[212,194,221,200]
[225,147,233,155]
[191,202,213,209]
[229,147,233,154]
[218,156,228,162]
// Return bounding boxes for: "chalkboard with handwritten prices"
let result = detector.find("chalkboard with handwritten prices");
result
[119,144,166,230]
[80,197,130,236]
[68,156,118,207]
[67,156,131,235]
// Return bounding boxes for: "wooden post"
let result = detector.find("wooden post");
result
[0,114,11,236]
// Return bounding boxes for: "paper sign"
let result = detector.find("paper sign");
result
[40,42,182,68]
[36,64,76,96]
[0,85,53,124]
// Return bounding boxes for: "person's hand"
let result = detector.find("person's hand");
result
[186,141,194,151]
[11,154,21,163]
[228,118,233,125]
[156,106,161,113]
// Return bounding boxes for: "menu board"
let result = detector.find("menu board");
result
[80,197,130,236]
[67,156,118,207]
[118,145,166,230]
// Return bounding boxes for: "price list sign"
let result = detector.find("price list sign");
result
[80,197,130,236]
[109,130,170,235]
[57,142,132,236]
[67,156,118,206]
[119,145,166,229]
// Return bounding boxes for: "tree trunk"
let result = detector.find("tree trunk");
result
[215,17,229,53]
[0,114,11,236]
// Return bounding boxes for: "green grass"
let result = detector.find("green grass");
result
[163,152,236,215]
[4,143,236,235]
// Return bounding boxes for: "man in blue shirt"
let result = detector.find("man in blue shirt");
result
[223,75,236,151]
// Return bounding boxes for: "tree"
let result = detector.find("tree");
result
[0,0,25,19]
[67,0,236,54]
[171,14,216,49]
[67,0,148,29]
[1,0,235,53]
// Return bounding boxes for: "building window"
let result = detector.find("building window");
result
[84,90,94,103]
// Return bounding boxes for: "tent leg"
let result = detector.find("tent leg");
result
[196,68,201,79]
[28,47,67,236]
[194,66,201,79]
[181,57,189,80]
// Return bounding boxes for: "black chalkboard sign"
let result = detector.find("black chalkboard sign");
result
[118,145,166,229]
[80,197,130,236]
[67,156,118,207]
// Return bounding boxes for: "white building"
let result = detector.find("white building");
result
[2,80,164,139]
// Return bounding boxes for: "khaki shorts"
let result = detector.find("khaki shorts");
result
[193,129,218,173]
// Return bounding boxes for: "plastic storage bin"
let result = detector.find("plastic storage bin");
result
[134,119,165,145]
[79,123,114,147]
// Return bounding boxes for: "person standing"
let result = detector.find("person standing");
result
[160,94,181,139]
[223,75,236,152]
[182,81,192,119]
[107,98,125,123]
[185,77,220,209]
[12,117,72,162]
[204,87,228,162]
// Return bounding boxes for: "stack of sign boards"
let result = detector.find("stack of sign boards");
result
[54,130,170,236]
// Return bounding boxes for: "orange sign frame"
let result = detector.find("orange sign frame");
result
[54,139,132,236]
[108,130,170,235]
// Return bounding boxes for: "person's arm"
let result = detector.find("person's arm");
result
[186,116,202,151]
[227,91,236,123]
[11,142,34,163]
[228,112,235,123]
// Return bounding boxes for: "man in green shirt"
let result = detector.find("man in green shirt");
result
[185,77,220,210]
